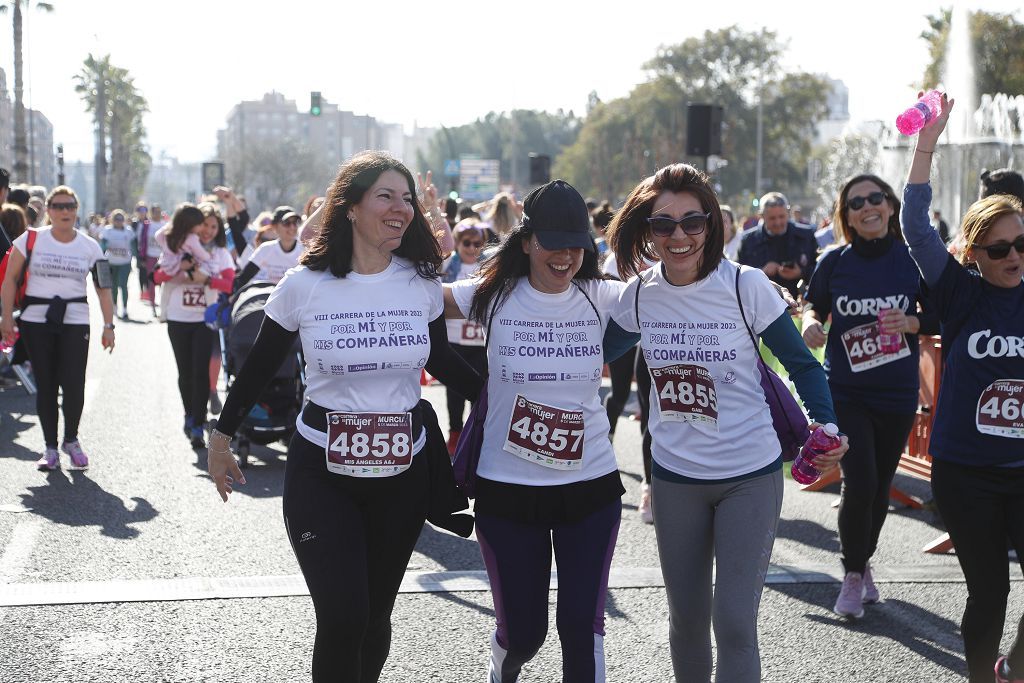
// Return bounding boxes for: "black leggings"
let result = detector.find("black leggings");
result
[444,343,487,432]
[932,458,1024,683]
[634,351,653,484]
[19,321,89,448]
[166,321,213,427]
[283,432,429,683]
[604,346,636,436]
[834,400,916,574]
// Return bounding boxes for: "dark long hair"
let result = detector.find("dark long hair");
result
[165,203,206,253]
[301,151,441,279]
[833,174,903,245]
[468,223,602,323]
[606,164,725,280]
[198,202,228,248]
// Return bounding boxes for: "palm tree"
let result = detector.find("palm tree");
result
[0,0,54,183]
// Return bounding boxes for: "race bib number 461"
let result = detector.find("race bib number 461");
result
[840,321,910,373]
[325,411,413,477]
[503,395,585,470]
[649,363,718,428]
[977,379,1024,438]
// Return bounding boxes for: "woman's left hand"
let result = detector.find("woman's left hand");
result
[101,328,115,353]
[418,170,438,212]
[807,421,848,472]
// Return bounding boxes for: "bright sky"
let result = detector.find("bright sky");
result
[1,0,1019,164]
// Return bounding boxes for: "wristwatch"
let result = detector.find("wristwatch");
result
[103,322,115,330]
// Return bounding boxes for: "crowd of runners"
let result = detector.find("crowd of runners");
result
[1,90,1023,683]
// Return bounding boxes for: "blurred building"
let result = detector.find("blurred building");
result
[0,67,56,186]
[816,77,851,145]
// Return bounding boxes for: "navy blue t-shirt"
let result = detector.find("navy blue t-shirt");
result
[805,237,926,413]
[927,254,1024,465]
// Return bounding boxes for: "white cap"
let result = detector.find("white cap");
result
[823,423,839,436]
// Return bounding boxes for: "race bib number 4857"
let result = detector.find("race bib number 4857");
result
[503,395,585,470]
[649,363,718,428]
[977,379,1024,438]
[325,411,413,477]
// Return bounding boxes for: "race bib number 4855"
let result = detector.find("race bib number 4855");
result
[503,395,585,470]
[977,379,1024,438]
[649,363,718,428]
[325,411,413,477]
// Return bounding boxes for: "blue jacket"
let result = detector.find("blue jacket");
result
[737,220,819,299]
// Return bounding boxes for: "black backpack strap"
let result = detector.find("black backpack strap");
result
[572,280,601,325]
[734,265,762,356]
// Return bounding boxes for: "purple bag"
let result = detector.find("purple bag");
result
[451,378,487,497]
[735,267,811,461]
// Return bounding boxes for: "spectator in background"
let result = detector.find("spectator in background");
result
[816,200,839,249]
[979,167,1024,204]
[8,187,29,212]
[0,203,28,254]
[792,204,810,226]
[931,210,951,244]
[591,200,615,264]
[444,197,459,229]
[738,191,818,300]
[0,167,9,205]
[721,204,741,259]
[479,191,519,243]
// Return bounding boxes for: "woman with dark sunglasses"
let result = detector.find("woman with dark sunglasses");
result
[607,163,847,683]
[903,93,1024,683]
[801,174,939,619]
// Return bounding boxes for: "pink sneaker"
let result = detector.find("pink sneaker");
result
[833,572,865,619]
[62,440,89,470]
[995,656,1024,683]
[36,448,60,471]
[863,563,879,604]
[638,483,653,524]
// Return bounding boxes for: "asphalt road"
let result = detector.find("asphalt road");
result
[1,289,1021,682]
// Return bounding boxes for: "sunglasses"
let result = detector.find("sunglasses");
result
[846,191,887,211]
[647,212,710,237]
[49,201,78,211]
[282,218,301,226]
[460,240,484,248]
[972,236,1024,260]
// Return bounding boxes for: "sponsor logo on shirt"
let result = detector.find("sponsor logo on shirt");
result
[968,330,1024,359]
[382,361,416,370]
[348,363,378,373]
[528,373,557,381]
[513,372,525,384]
[330,364,346,376]
[834,294,909,317]
[561,372,590,381]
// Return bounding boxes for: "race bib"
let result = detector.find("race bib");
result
[649,363,718,428]
[325,411,414,477]
[182,286,206,308]
[108,247,129,259]
[976,380,1024,438]
[503,395,585,470]
[460,321,485,344]
[840,321,910,373]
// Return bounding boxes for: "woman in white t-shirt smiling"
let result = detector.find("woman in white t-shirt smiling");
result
[443,180,639,683]
[208,152,480,682]
[607,164,848,683]
[233,208,303,290]
[0,186,115,471]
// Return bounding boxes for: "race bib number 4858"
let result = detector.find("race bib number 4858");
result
[649,363,718,428]
[503,395,585,470]
[325,411,413,477]
[977,379,1024,438]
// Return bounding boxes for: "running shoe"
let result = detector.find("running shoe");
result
[994,656,1024,682]
[62,440,90,470]
[863,563,879,604]
[183,416,194,438]
[638,482,654,524]
[36,448,60,471]
[209,390,222,416]
[834,572,866,619]
[190,426,206,449]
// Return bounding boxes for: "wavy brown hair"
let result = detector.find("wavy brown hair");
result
[301,151,441,279]
[607,164,724,281]
[833,174,904,245]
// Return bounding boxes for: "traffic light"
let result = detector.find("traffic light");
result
[310,91,322,117]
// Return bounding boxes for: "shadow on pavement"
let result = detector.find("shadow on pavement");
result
[19,471,158,539]
[190,440,286,500]
[414,524,493,617]
[0,408,40,462]
[776,517,840,553]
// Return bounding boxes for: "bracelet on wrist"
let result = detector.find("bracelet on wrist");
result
[915,148,935,154]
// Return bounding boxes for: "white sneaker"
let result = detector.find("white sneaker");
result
[638,483,653,524]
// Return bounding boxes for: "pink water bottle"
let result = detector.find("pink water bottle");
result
[791,423,841,485]
[877,308,902,354]
[896,90,942,136]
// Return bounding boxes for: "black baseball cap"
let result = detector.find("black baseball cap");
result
[0,167,9,190]
[521,179,594,252]
[273,205,297,224]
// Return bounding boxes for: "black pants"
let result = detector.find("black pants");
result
[834,400,916,574]
[283,432,429,682]
[932,458,1024,683]
[444,343,486,433]
[166,321,213,427]
[634,351,653,484]
[19,321,90,448]
[604,346,636,436]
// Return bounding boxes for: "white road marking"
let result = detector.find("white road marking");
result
[0,520,41,584]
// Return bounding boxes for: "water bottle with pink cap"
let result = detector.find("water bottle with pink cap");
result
[896,90,942,136]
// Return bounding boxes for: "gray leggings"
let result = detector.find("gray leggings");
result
[652,466,784,683]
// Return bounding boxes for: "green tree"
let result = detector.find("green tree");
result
[0,0,54,182]
[922,9,1024,96]
[554,26,829,205]
[74,54,151,212]
[222,136,333,210]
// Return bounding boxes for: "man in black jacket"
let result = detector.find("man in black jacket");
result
[737,191,818,300]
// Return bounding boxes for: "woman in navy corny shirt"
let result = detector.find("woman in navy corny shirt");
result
[903,92,1024,683]
[803,174,938,619]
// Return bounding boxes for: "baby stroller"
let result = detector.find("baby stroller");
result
[221,281,304,467]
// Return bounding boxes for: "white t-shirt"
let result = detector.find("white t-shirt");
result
[611,260,788,479]
[450,276,624,486]
[162,246,234,323]
[445,261,485,346]
[264,258,442,453]
[147,220,166,257]
[247,239,303,285]
[100,226,135,265]
[15,228,104,325]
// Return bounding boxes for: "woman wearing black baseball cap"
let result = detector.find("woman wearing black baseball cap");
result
[443,179,639,682]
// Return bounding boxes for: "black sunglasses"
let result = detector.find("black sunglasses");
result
[972,235,1024,260]
[49,201,78,211]
[846,191,888,211]
[647,212,710,237]
[460,239,483,248]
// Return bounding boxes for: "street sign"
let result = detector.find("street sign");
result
[459,157,500,201]
[443,159,460,177]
